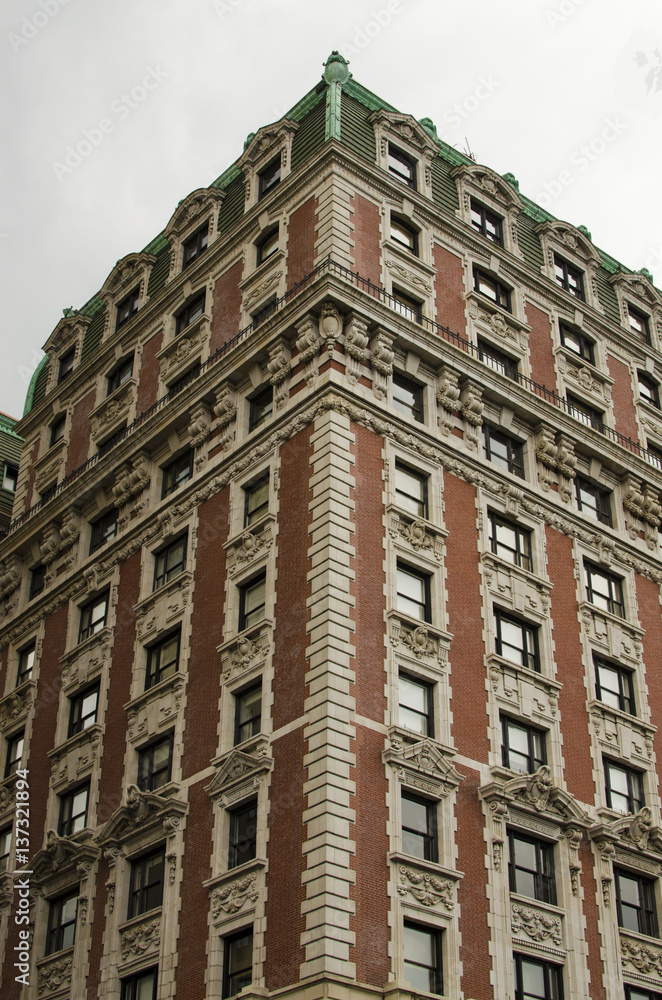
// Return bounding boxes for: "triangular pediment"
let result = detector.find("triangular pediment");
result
[206,744,273,800]
[96,785,187,847]
[451,162,524,211]
[383,739,463,790]
[165,188,225,238]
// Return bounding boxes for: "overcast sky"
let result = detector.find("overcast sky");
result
[1,0,661,422]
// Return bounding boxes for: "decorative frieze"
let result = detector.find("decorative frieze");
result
[157,318,209,380]
[387,611,452,667]
[486,654,561,720]
[511,899,563,948]
[621,931,662,979]
[49,725,102,789]
[126,674,186,745]
[134,571,192,643]
[210,870,260,921]
[120,915,161,962]
[225,515,275,575]
[37,952,73,995]
[218,622,272,681]
[397,864,455,910]
[60,628,112,692]
[90,379,136,442]
[588,700,655,763]
[388,507,446,561]
[384,735,463,800]
[0,681,35,731]
[580,604,643,665]
[482,553,552,619]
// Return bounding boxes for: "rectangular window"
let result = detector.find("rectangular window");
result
[488,512,532,571]
[145,631,181,690]
[474,268,512,311]
[495,610,539,671]
[393,373,424,423]
[483,425,524,478]
[175,291,205,335]
[0,826,11,873]
[396,563,431,623]
[228,799,258,869]
[567,393,604,432]
[183,223,209,269]
[116,288,140,331]
[478,339,518,380]
[238,573,266,632]
[3,463,18,493]
[626,987,662,1000]
[387,144,416,189]
[390,216,419,255]
[585,562,624,618]
[78,591,109,642]
[58,783,90,837]
[638,373,660,408]
[154,534,187,590]
[559,323,595,365]
[514,954,563,1000]
[29,565,45,600]
[97,423,127,459]
[162,450,194,498]
[258,157,281,198]
[138,733,173,792]
[121,968,158,1000]
[575,477,612,526]
[508,830,556,904]
[89,509,118,554]
[128,847,165,918]
[50,415,66,447]
[244,474,269,526]
[252,298,277,326]
[595,657,635,715]
[256,227,279,265]
[39,482,57,503]
[68,684,99,739]
[392,288,423,323]
[167,361,201,398]
[399,672,433,736]
[470,199,503,245]
[5,731,24,778]
[223,928,253,999]
[46,889,78,955]
[403,922,443,995]
[628,304,651,342]
[502,717,546,774]
[554,254,584,299]
[16,643,35,686]
[249,387,273,431]
[58,348,75,383]
[395,462,428,518]
[235,683,262,745]
[107,355,134,395]
[605,759,644,814]
[615,869,659,937]
[402,791,437,862]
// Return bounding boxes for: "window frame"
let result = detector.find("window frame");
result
[89,508,119,554]
[248,387,273,432]
[403,921,443,996]
[46,888,78,955]
[501,716,546,774]
[513,953,563,1000]
[594,656,635,716]
[58,782,90,838]
[107,355,134,396]
[615,867,659,938]
[234,682,262,745]
[145,630,181,690]
[567,392,604,432]
[258,157,281,199]
[120,968,158,1000]
[244,473,270,527]
[175,291,205,336]
[4,730,24,778]
[161,450,194,498]
[470,198,504,245]
[256,226,279,266]
[78,590,109,643]
[474,268,512,312]
[390,215,419,255]
[3,462,18,493]
[0,825,11,873]
[238,573,267,633]
[585,562,625,618]
[559,323,595,365]
[68,683,100,739]
[638,372,660,409]
[478,339,518,380]
[392,373,424,423]
[50,415,66,448]
[153,533,188,590]
[508,829,556,905]
[128,846,166,919]
[575,476,612,527]
[392,288,423,324]
[483,424,524,478]
[628,303,651,342]
[494,609,540,672]
[116,288,140,331]
[228,798,258,870]
[387,144,417,189]
[58,348,76,383]
[16,643,35,686]
[402,790,438,862]
[488,512,532,571]
[554,253,585,300]
[137,733,174,792]
[399,671,434,737]
[395,462,429,519]
[396,562,432,623]
[182,223,209,270]
[605,758,644,814]
[29,564,45,600]
[223,928,254,999]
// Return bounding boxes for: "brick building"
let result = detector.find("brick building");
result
[2,50,662,1000]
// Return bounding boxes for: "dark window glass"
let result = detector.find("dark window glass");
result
[595,657,635,715]
[116,288,139,330]
[235,683,262,745]
[58,348,75,383]
[121,968,158,1000]
[402,791,437,862]
[615,868,658,937]
[392,288,423,323]
[145,632,180,690]
[128,847,165,918]
[167,361,201,398]
[554,254,584,300]
[390,217,419,254]
[228,799,258,869]
[176,291,205,335]
[96,423,127,459]
[648,444,662,471]
[257,227,279,265]
[502,717,546,774]
[488,513,532,571]
[396,563,431,623]
[567,393,604,432]
[239,574,266,632]
[605,759,644,814]
[244,474,269,526]
[79,591,109,642]
[626,987,662,1000]
[393,373,423,423]
[478,339,518,380]
[252,297,277,326]
[258,157,281,198]
[58,783,90,837]
[559,324,594,365]
[2,463,18,492]
[107,355,134,395]
[628,304,651,342]
[249,388,273,431]
[183,224,209,269]
[39,481,57,503]
[154,535,187,590]
[0,827,11,873]
[508,830,556,904]
[495,610,539,671]
[576,477,612,526]
[50,416,66,447]
[29,565,45,600]
[46,889,78,955]
[639,373,660,408]
[4,731,24,778]
[514,954,563,1000]
[68,684,99,738]
[89,509,118,554]
[470,199,503,245]
[162,450,194,498]
[483,425,524,478]
[388,145,416,189]
[474,269,511,311]
[138,734,173,792]
[17,644,35,686]
[403,922,443,995]
[399,673,433,736]
[223,929,253,998]
[395,463,428,518]
[585,562,624,618]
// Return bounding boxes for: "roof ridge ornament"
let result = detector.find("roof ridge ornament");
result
[322,50,351,86]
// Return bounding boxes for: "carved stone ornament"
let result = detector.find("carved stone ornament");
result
[213,384,237,450]
[244,271,283,308]
[385,260,432,293]
[96,785,187,851]
[219,623,272,680]
[206,745,273,803]
[0,555,24,600]
[388,613,451,666]
[511,902,562,947]
[211,871,259,918]
[112,454,150,507]
[621,933,662,978]
[295,315,322,369]
[388,510,445,561]
[38,954,73,995]
[121,916,160,961]
[383,738,463,799]
[318,301,343,354]
[436,367,461,436]
[266,340,291,409]
[31,831,98,886]
[188,402,211,448]
[226,521,274,574]
[343,314,369,385]
[397,866,454,909]
[0,684,34,729]
[590,807,662,855]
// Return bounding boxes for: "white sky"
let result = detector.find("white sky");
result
[1,0,661,421]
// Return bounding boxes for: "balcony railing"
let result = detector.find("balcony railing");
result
[2,256,660,539]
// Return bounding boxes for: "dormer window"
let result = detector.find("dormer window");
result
[182,224,209,270]
[175,292,205,336]
[470,199,503,246]
[58,348,76,383]
[390,216,418,255]
[628,303,651,342]
[258,157,281,200]
[116,288,139,331]
[388,144,416,189]
[554,254,584,300]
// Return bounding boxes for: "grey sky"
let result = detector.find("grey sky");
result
[1,0,661,420]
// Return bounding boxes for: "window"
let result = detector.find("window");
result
[249,387,273,431]
[628,304,651,342]
[89,509,118,554]
[58,348,75,383]
[16,643,35,686]
[495,610,539,671]
[483,425,524,478]
[399,672,433,736]
[183,223,209,269]
[575,477,612,526]
[554,254,584,300]
[616,868,659,937]
[393,373,423,423]
[252,297,277,326]
[403,922,442,995]
[605,759,644,814]
[256,227,279,265]
[46,889,78,955]
[0,826,11,873]
[638,373,660,408]
[387,144,416,189]
[235,683,262,745]
[128,847,165,918]
[116,288,139,330]
[161,450,194,498]
[223,928,253,998]
[559,323,595,365]
[153,534,187,590]
[68,684,99,738]
[167,361,201,398]
[138,734,173,792]
[121,968,158,1000]
[508,830,556,904]
[514,954,563,1000]
[238,573,266,632]
[258,156,281,199]
[585,562,624,618]
[107,355,134,395]
[474,268,511,311]
[567,393,604,432]
[78,591,109,642]
[488,513,532,571]
[175,291,205,335]
[478,339,518,380]
[392,288,423,323]
[39,481,57,503]
[228,799,257,869]
[396,563,431,623]
[244,474,269,526]
[626,988,662,1000]
[470,199,503,245]
[145,631,180,690]
[395,462,428,518]
[648,444,662,471]
[390,216,418,255]
[5,731,24,778]
[58,783,90,837]
[29,564,45,600]
[3,462,18,492]
[50,415,66,447]
[402,791,437,862]
[595,657,635,715]
[97,424,126,459]
[502,717,546,774]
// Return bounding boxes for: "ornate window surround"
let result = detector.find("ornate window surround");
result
[369,110,437,201]
[163,187,225,280]
[451,162,524,259]
[240,213,287,327]
[609,269,662,351]
[237,119,299,213]
[536,220,603,314]
[98,252,157,341]
[42,312,92,397]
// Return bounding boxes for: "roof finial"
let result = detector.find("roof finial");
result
[323,51,351,86]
